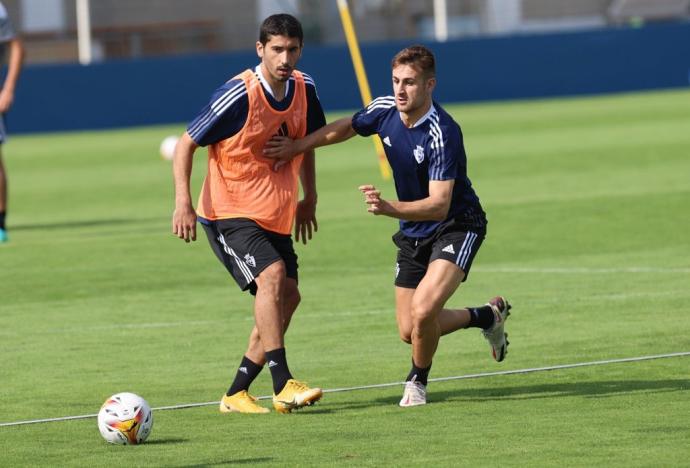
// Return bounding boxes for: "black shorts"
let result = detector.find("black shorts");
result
[393,218,485,289]
[201,218,298,296]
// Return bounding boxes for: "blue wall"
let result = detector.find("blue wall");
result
[9,22,690,134]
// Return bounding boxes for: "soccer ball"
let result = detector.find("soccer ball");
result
[97,392,153,445]
[159,135,179,161]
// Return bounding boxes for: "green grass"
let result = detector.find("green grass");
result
[1,88,689,467]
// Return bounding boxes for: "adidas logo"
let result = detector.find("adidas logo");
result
[383,136,392,147]
[238,366,248,374]
[267,360,278,368]
[277,121,289,137]
[442,244,455,254]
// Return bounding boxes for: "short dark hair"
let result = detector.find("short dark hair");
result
[391,45,436,78]
[259,14,304,45]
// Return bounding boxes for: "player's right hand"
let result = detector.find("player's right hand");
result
[172,205,197,243]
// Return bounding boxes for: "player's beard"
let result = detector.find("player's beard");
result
[274,66,293,82]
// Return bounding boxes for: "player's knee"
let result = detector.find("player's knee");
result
[399,328,412,344]
[410,301,434,326]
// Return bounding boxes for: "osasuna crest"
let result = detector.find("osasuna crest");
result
[244,253,256,268]
[413,145,425,163]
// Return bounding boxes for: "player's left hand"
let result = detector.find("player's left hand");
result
[359,185,392,216]
[295,197,318,244]
[264,136,299,160]
[265,136,300,172]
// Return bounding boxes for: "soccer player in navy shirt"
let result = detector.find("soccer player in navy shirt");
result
[264,45,512,407]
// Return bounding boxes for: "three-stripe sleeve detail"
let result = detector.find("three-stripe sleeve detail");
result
[366,96,396,114]
[428,111,446,180]
[188,81,247,141]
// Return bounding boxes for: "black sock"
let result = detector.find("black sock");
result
[0,211,5,230]
[265,347,293,394]
[405,361,432,386]
[467,305,495,329]
[226,356,264,396]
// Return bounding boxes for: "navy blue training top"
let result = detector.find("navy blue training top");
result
[352,96,486,238]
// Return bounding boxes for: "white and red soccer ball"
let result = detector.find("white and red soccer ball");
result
[97,392,153,445]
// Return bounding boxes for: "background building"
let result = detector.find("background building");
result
[4,0,689,64]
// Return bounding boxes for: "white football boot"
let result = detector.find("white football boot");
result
[399,376,427,407]
[482,296,512,362]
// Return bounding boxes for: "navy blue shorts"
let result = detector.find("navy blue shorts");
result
[393,219,485,289]
[201,218,298,296]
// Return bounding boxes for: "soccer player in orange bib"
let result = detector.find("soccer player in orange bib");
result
[172,14,325,414]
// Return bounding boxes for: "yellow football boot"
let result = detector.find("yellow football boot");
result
[272,379,323,413]
[219,390,269,414]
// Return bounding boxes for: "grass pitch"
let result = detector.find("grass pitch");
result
[1,89,689,466]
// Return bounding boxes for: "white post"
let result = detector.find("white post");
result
[76,0,92,65]
[433,0,448,42]
[482,0,522,35]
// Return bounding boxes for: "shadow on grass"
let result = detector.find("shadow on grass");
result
[11,217,167,232]
[177,457,273,467]
[324,378,690,411]
[431,378,690,403]
[143,437,188,445]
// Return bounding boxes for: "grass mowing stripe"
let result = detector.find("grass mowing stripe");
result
[303,266,690,274]
[2,351,687,428]
[475,267,690,274]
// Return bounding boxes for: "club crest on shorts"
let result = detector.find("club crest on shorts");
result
[413,145,425,163]
[244,253,256,268]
